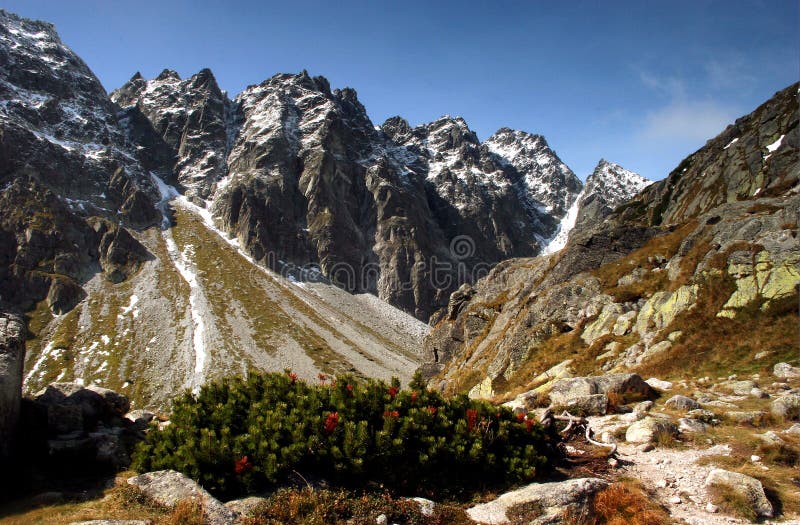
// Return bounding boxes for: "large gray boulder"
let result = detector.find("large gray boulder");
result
[771,394,800,421]
[549,373,656,415]
[34,382,131,432]
[625,417,678,444]
[0,310,25,461]
[467,477,608,524]
[773,362,800,380]
[705,469,773,518]
[128,470,237,525]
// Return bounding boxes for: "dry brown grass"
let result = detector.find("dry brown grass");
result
[245,487,473,525]
[706,483,758,522]
[560,480,671,525]
[0,482,167,525]
[164,498,205,525]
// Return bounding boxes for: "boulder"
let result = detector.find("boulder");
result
[773,362,800,380]
[724,380,758,396]
[678,418,709,433]
[705,469,773,518]
[625,417,678,444]
[224,495,269,517]
[771,394,800,420]
[726,411,768,426]
[467,477,608,524]
[645,378,673,391]
[125,409,157,431]
[548,374,656,415]
[664,395,701,412]
[34,383,131,431]
[0,310,25,461]
[128,470,237,525]
[551,394,608,416]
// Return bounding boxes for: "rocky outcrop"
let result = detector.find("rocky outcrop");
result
[21,382,139,469]
[548,374,655,415]
[467,477,608,525]
[0,308,24,460]
[128,470,238,525]
[705,469,773,518]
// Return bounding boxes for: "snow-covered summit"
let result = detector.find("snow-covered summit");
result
[485,128,582,217]
[542,159,652,254]
[0,9,155,219]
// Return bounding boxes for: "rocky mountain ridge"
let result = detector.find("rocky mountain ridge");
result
[423,82,799,399]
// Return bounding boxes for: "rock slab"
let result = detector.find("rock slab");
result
[705,468,773,518]
[467,477,608,524]
[128,470,237,525]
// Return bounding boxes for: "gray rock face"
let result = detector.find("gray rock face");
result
[128,470,238,525]
[625,417,678,444]
[0,309,24,460]
[771,394,800,421]
[705,469,773,518]
[665,395,702,412]
[0,10,153,315]
[111,68,232,200]
[0,9,157,224]
[111,69,583,321]
[467,477,608,525]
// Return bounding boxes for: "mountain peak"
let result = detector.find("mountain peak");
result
[155,69,180,81]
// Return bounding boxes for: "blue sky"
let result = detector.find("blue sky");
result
[4,0,797,180]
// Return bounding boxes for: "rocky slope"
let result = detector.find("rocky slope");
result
[423,82,799,398]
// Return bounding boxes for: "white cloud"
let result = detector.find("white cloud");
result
[640,100,740,142]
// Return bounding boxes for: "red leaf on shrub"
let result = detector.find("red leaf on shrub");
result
[287,371,298,383]
[388,386,399,399]
[234,455,252,475]
[466,408,478,431]
[324,412,339,434]
[318,373,327,383]
[346,384,354,393]
[427,406,437,415]
[526,418,535,432]
[410,391,418,403]
[516,413,526,423]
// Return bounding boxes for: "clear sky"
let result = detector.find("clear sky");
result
[4,0,797,181]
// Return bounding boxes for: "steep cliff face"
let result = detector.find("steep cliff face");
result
[114,69,584,321]
[424,83,800,398]
[111,68,232,200]
[0,308,25,461]
[0,9,154,315]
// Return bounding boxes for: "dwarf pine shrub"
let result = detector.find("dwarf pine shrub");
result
[133,371,555,499]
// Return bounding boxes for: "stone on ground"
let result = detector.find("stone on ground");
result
[467,477,608,524]
[128,470,237,525]
[705,469,773,518]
